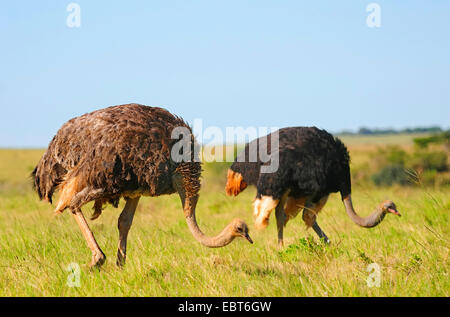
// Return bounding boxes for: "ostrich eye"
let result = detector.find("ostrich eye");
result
[384,202,394,210]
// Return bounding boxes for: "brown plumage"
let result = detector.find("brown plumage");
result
[33,104,252,269]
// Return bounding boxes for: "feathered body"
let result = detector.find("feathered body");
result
[33,104,200,217]
[227,127,351,202]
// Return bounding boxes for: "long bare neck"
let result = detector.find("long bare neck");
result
[343,195,386,228]
[185,214,236,248]
[172,170,239,248]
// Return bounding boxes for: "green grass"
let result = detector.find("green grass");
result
[0,148,448,296]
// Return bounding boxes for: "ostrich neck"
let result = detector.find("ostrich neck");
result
[343,195,386,228]
[172,173,237,248]
[185,215,236,248]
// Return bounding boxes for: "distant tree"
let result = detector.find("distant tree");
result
[358,127,373,135]
[337,126,445,136]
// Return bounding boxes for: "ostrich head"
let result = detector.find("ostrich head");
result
[380,200,401,216]
[229,218,253,243]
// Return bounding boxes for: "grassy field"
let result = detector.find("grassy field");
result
[337,133,431,146]
[0,137,448,296]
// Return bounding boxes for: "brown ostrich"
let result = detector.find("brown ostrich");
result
[225,127,401,246]
[33,104,252,269]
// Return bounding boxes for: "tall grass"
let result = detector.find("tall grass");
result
[0,147,448,296]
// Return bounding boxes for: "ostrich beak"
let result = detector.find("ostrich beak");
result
[243,232,253,244]
[387,207,401,216]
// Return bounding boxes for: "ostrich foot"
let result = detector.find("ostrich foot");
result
[89,251,106,270]
[278,239,284,248]
[116,250,126,267]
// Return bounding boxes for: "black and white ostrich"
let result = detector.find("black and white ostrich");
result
[33,104,252,269]
[225,127,400,246]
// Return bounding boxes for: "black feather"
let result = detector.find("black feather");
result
[230,127,351,201]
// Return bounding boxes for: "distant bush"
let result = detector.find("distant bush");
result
[371,138,448,187]
[372,145,408,170]
[372,165,411,186]
[409,150,448,173]
[413,131,450,149]
[386,146,408,166]
[414,136,440,149]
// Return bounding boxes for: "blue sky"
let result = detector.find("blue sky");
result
[1,1,449,147]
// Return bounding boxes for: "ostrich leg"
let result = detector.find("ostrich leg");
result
[302,195,330,244]
[284,196,306,224]
[116,197,140,267]
[312,221,330,244]
[72,208,106,269]
[275,198,287,248]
